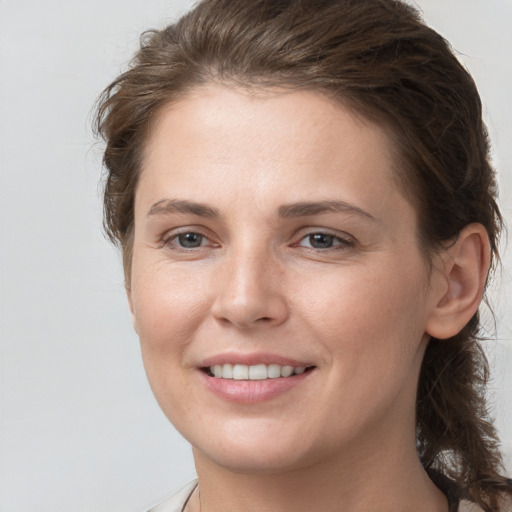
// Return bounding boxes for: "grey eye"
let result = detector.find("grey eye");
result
[307,233,336,249]
[177,232,205,248]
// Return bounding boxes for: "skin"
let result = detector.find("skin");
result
[127,85,487,512]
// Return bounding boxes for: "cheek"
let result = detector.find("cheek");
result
[133,258,210,329]
[296,260,429,366]
[130,259,214,384]
[302,265,429,427]
[131,264,210,422]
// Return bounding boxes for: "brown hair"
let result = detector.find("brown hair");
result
[95,0,510,509]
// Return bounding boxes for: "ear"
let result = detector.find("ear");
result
[425,223,491,340]
[126,287,139,335]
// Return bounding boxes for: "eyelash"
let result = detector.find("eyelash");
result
[161,229,355,252]
[161,229,214,251]
[295,231,355,251]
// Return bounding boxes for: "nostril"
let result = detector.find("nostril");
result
[211,290,289,329]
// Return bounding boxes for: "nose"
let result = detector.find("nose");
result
[211,247,289,329]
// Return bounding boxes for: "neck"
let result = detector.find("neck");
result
[189,430,448,512]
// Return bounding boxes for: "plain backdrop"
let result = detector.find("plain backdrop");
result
[0,1,511,511]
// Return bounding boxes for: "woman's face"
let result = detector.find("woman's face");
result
[129,85,446,473]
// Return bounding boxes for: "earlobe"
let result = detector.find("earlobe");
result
[425,224,491,340]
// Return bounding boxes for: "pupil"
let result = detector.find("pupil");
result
[179,232,202,248]
[310,233,333,248]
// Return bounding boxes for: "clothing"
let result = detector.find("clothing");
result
[146,480,484,512]
[458,502,486,512]
[146,480,197,512]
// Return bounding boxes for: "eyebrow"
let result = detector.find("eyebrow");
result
[146,198,376,221]
[147,199,220,218]
[277,200,376,221]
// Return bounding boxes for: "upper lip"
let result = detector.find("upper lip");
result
[200,352,314,368]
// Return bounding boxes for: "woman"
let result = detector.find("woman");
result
[95,0,511,511]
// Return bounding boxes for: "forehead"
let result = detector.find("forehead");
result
[137,84,414,230]
[148,85,387,153]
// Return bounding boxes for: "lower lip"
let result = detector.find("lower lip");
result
[200,370,313,404]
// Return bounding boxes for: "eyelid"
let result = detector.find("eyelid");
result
[292,228,356,249]
[157,225,355,251]
[160,226,219,250]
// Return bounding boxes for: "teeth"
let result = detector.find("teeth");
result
[209,363,309,380]
[249,364,267,380]
[233,364,249,380]
[280,365,293,377]
[222,363,233,379]
[267,364,281,379]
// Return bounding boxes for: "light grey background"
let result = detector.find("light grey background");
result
[0,1,510,511]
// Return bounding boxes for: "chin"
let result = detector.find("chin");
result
[195,439,317,474]
[174,414,317,474]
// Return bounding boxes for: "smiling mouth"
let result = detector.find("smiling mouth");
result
[203,363,315,380]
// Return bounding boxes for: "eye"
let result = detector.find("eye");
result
[177,232,205,248]
[165,231,209,249]
[298,232,353,250]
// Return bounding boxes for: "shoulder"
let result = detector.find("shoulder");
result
[146,480,198,512]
